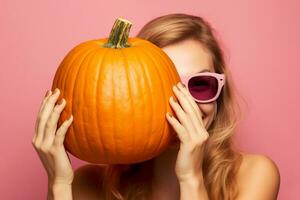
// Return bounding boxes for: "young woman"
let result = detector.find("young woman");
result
[32,13,280,200]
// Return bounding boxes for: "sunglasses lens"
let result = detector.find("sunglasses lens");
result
[188,75,218,101]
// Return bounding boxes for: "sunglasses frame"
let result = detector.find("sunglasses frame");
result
[180,72,226,103]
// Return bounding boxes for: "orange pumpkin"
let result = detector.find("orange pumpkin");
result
[51,18,180,164]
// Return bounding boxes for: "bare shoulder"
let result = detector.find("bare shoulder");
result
[238,152,280,175]
[72,164,107,200]
[236,152,281,199]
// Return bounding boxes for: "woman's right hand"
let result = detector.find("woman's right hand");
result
[32,88,74,185]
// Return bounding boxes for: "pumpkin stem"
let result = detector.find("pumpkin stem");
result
[103,18,132,49]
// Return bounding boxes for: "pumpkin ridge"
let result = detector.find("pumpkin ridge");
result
[111,49,118,163]
[153,46,181,140]
[82,50,102,161]
[148,44,177,86]
[135,48,155,159]
[119,49,136,162]
[58,45,96,158]
[131,51,147,161]
[161,48,180,84]
[102,49,118,163]
[147,44,179,117]
[94,48,110,163]
[150,47,179,143]
[54,45,93,108]
[138,46,167,157]
[71,48,99,159]
[130,47,154,161]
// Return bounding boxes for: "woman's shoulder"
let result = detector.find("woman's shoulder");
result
[239,151,280,173]
[236,152,280,198]
[72,164,107,200]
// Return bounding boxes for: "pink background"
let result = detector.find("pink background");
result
[1,0,299,199]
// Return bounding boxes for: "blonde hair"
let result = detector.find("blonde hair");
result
[102,13,248,200]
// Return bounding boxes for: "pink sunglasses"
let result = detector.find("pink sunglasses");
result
[180,72,225,103]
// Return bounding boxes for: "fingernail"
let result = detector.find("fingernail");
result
[170,96,176,102]
[178,82,186,88]
[45,90,50,97]
[166,112,173,118]
[58,98,65,105]
[54,88,60,94]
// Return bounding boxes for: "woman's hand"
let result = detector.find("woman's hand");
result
[166,82,209,183]
[32,88,74,185]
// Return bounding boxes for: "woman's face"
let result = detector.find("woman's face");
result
[162,38,216,131]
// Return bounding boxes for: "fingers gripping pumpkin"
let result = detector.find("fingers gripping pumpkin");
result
[51,18,180,164]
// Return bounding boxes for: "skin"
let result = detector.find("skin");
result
[32,38,280,200]
[163,38,217,132]
[32,88,74,199]
[152,38,280,200]
[151,38,216,199]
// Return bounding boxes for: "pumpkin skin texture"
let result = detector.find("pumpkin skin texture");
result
[51,18,180,164]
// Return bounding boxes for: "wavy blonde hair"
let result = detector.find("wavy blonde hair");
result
[101,13,248,200]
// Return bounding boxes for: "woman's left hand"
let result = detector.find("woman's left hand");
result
[166,82,209,183]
